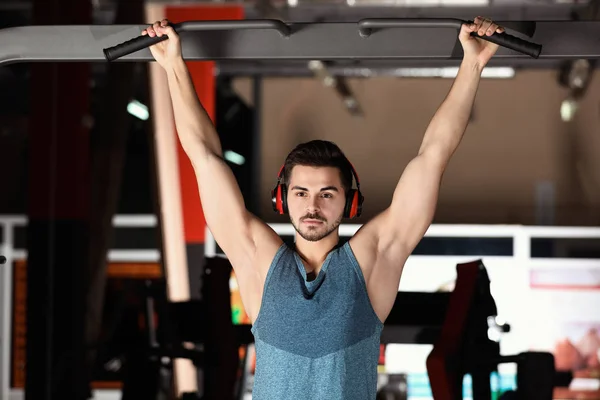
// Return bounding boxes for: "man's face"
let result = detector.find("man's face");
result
[287,165,345,242]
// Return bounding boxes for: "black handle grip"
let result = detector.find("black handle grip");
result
[103,25,178,62]
[357,18,542,59]
[104,19,291,62]
[470,30,541,58]
[0,255,6,264]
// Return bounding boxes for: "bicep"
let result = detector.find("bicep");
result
[192,150,280,268]
[385,154,444,254]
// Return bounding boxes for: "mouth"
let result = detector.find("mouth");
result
[302,219,324,225]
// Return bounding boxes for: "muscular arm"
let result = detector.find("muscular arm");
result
[355,59,483,262]
[164,57,281,269]
[360,19,502,261]
[385,59,483,254]
[349,59,484,322]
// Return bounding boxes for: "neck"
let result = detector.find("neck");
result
[294,231,340,272]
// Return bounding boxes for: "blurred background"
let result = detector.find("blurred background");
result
[0,0,599,399]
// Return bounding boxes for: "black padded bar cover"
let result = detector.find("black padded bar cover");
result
[471,31,541,58]
[104,19,291,61]
[103,26,177,62]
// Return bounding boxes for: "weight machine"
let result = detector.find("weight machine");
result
[125,258,556,400]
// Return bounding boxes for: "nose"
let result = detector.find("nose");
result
[306,196,320,213]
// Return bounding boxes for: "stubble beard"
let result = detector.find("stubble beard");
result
[291,213,343,242]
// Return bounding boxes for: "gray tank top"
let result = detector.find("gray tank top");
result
[251,241,384,399]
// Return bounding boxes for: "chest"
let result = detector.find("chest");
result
[255,267,379,357]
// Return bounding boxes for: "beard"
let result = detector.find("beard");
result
[291,212,343,242]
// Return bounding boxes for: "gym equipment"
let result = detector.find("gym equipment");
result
[0,256,6,264]
[377,374,408,400]
[8,19,600,67]
[132,256,555,400]
[118,257,240,400]
[103,19,541,61]
[382,259,556,400]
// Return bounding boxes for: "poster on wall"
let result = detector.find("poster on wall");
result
[527,266,600,375]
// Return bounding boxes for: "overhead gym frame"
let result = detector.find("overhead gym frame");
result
[3,19,600,67]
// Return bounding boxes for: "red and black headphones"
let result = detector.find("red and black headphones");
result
[271,159,364,219]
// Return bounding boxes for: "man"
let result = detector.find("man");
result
[143,16,504,399]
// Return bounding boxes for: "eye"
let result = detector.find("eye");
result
[296,192,306,197]
[321,193,333,198]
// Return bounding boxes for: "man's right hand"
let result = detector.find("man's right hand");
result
[142,19,181,69]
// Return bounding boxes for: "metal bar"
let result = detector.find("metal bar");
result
[355,18,541,58]
[358,19,538,38]
[11,249,161,262]
[178,19,290,37]
[0,222,14,400]
[103,18,539,60]
[108,18,542,60]
[3,21,600,66]
[112,214,157,227]
[103,19,292,61]
[250,75,262,217]
[214,60,556,76]
[358,18,468,37]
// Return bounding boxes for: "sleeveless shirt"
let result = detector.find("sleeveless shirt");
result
[250,241,384,400]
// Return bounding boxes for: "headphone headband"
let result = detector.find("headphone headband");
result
[347,161,361,188]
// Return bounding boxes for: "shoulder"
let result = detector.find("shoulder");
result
[348,210,409,284]
[255,240,290,277]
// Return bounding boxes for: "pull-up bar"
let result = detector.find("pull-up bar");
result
[102,18,541,61]
[2,19,600,66]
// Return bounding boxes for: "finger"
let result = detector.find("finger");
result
[486,23,498,36]
[496,26,505,33]
[462,20,478,33]
[158,20,171,36]
[163,25,177,37]
[146,26,155,37]
[474,16,484,31]
[155,24,167,37]
[153,21,162,36]
[478,18,493,36]
[459,23,475,41]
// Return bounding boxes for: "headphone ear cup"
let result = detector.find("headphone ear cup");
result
[271,184,285,214]
[344,190,364,219]
[344,189,357,218]
[280,184,288,214]
[355,191,364,218]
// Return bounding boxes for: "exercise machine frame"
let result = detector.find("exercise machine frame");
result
[2,19,600,67]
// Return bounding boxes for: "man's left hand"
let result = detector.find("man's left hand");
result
[459,17,505,68]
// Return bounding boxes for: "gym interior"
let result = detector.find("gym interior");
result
[0,0,599,399]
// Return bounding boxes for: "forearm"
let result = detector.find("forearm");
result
[418,59,483,163]
[164,57,222,158]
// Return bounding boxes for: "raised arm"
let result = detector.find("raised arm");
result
[348,17,505,322]
[145,21,282,271]
[355,18,505,264]
[387,19,505,252]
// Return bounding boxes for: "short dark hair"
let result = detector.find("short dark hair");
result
[283,140,353,193]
